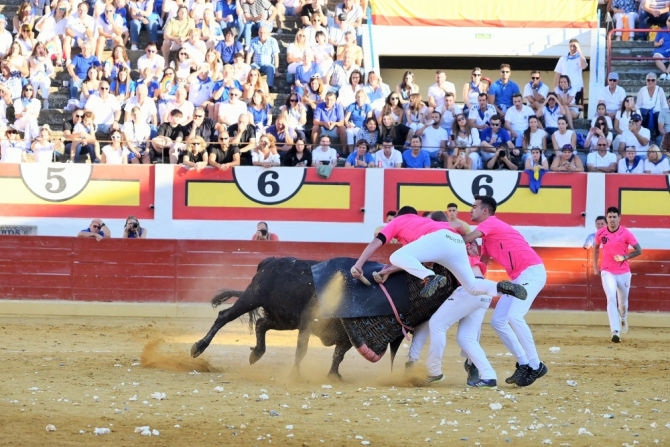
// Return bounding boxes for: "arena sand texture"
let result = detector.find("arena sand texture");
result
[1,315,669,446]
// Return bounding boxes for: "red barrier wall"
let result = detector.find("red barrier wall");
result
[0,237,668,312]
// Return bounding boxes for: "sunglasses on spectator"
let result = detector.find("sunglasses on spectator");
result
[6,129,17,134]
[609,79,618,82]
[100,87,109,90]
[58,7,66,11]
[531,76,540,80]
[390,97,399,100]
[92,224,101,229]
[24,88,33,91]
[179,52,187,55]
[146,49,156,53]
[219,137,229,141]
[490,122,501,127]
[75,114,83,118]
[472,73,481,77]
[647,78,656,82]
[289,98,298,102]
[501,70,510,73]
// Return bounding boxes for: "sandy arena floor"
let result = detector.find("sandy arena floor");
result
[0,314,669,447]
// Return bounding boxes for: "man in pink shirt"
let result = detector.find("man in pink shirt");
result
[351,206,528,301]
[593,206,643,343]
[464,195,547,387]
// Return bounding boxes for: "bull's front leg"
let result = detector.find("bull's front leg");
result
[289,320,312,380]
[191,308,233,358]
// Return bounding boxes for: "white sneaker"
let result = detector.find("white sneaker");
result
[621,319,628,334]
[131,44,138,51]
[660,73,668,81]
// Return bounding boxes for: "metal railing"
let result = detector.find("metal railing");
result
[606,27,670,79]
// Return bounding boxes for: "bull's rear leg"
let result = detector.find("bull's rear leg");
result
[249,317,280,364]
[191,301,256,358]
[289,322,312,380]
[327,340,352,381]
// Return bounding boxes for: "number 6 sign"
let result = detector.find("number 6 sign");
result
[446,170,521,206]
[19,164,93,202]
[233,167,307,205]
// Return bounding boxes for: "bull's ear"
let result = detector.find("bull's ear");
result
[389,336,404,371]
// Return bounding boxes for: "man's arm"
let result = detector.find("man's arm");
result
[351,237,383,275]
[633,128,650,146]
[593,244,600,274]
[463,229,484,245]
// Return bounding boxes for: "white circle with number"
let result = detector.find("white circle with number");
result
[233,167,307,205]
[446,170,521,206]
[19,164,93,202]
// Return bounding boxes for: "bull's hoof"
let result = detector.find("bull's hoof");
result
[249,347,265,364]
[190,342,205,358]
[327,371,343,381]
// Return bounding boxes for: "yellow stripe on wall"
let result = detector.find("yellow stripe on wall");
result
[187,182,351,209]
[621,190,670,216]
[0,179,140,206]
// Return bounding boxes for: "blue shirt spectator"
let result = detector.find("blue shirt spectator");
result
[314,101,344,123]
[345,102,371,128]
[480,127,512,147]
[215,38,244,65]
[402,149,430,168]
[110,78,137,98]
[346,151,374,167]
[216,0,239,21]
[489,79,520,109]
[212,79,242,102]
[249,104,272,127]
[71,54,101,80]
[295,62,321,86]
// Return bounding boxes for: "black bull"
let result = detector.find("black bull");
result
[191,257,457,379]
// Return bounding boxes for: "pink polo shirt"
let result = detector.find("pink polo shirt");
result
[595,225,638,275]
[476,216,543,280]
[379,214,458,246]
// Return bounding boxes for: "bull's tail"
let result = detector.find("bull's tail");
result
[211,289,262,333]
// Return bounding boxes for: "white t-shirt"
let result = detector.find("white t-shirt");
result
[618,157,645,174]
[522,82,550,101]
[311,146,338,164]
[526,129,547,148]
[137,54,166,74]
[620,127,651,154]
[0,140,27,163]
[614,109,641,131]
[0,30,12,56]
[453,128,481,148]
[188,79,215,107]
[421,125,448,154]
[554,54,585,91]
[181,41,206,65]
[586,151,617,168]
[590,115,613,129]
[32,142,55,163]
[85,95,121,125]
[14,98,41,118]
[251,150,280,164]
[124,97,158,124]
[218,100,248,126]
[504,105,535,132]
[553,129,575,149]
[427,82,456,108]
[102,144,130,164]
[374,149,402,168]
[96,13,125,37]
[66,13,96,39]
[122,120,151,146]
[468,104,496,127]
[542,105,562,128]
[439,105,462,133]
[164,100,195,123]
[586,131,613,151]
[644,156,670,173]
[597,85,626,114]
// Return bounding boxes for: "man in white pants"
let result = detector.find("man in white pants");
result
[464,195,548,387]
[351,206,528,301]
[593,206,642,343]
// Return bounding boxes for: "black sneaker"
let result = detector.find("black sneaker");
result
[611,331,621,343]
[516,362,548,387]
[463,360,480,384]
[422,374,444,385]
[497,280,527,300]
[505,362,529,385]
[420,275,447,298]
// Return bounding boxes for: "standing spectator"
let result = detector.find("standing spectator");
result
[31,125,62,163]
[63,3,95,64]
[402,135,430,169]
[618,146,645,173]
[162,5,195,61]
[505,93,535,147]
[344,139,375,167]
[639,0,670,37]
[645,144,670,172]
[312,91,345,147]
[523,70,549,113]
[152,108,185,162]
[66,42,101,103]
[208,130,241,170]
[241,0,277,48]
[128,0,160,51]
[427,70,456,112]
[586,137,618,172]
[374,135,402,168]
[85,80,121,134]
[228,112,257,165]
[215,27,244,65]
[246,25,280,93]
[550,144,585,172]
[123,106,152,164]
[311,134,338,165]
[122,215,148,238]
[252,221,279,241]
[282,137,312,166]
[554,39,588,107]
[612,0,639,40]
[101,129,130,164]
[479,114,514,168]
[462,67,487,114]
[415,110,448,164]
[468,92,497,135]
[0,128,28,163]
[488,64,520,117]
[77,219,111,241]
[598,72,626,118]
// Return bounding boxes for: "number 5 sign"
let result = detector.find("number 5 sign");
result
[20,164,93,202]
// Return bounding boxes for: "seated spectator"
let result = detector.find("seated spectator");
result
[618,146,645,173]
[287,29,308,76]
[402,135,430,169]
[5,42,29,78]
[217,87,248,128]
[468,92,497,135]
[232,52,252,84]
[0,15,11,59]
[613,95,640,148]
[12,83,41,143]
[181,28,208,65]
[122,215,148,239]
[312,91,345,146]
[378,92,405,125]
[461,67,487,114]
[96,5,127,59]
[63,3,95,63]
[294,49,320,96]
[334,0,364,44]
[16,24,35,60]
[344,90,372,152]
[325,52,358,93]
[85,80,121,134]
[447,146,473,170]
[74,66,102,111]
[178,136,209,170]
[345,139,375,167]
[555,74,579,129]
[505,93,535,147]
[211,64,242,115]
[282,137,312,166]
[171,47,197,79]
[449,113,481,168]
[524,147,549,171]
[539,92,562,136]
[137,43,166,81]
[62,109,82,162]
[215,28,244,65]
[246,26,280,93]
[123,106,152,164]
[266,114,297,152]
[374,136,402,168]
[356,116,379,147]
[185,105,221,143]
[598,72,626,118]
[124,84,158,131]
[311,134,338,165]
[249,89,273,134]
[242,68,270,103]
[300,0,328,27]
[251,133,280,167]
[415,111,448,163]
[654,15,670,80]
[488,63,520,117]
[0,128,28,163]
[215,0,243,37]
[365,70,391,113]
[522,116,548,154]
[551,116,577,159]
[636,72,666,136]
[103,45,132,85]
[77,219,110,241]
[228,112,257,165]
[162,5,195,61]
[190,0,213,26]
[336,69,362,108]
[304,12,327,45]
[617,112,650,157]
[312,29,334,75]
[279,93,307,137]
[29,125,60,163]
[590,103,614,130]
[252,221,279,241]
[336,31,362,67]
[13,2,35,35]
[126,0,160,51]
[199,9,224,49]
[658,95,670,145]
[187,64,216,109]
[523,70,549,112]
[33,3,68,66]
[487,146,523,171]
[152,108,185,162]
[550,144,585,172]
[612,0,639,41]
[585,117,613,151]
[405,93,428,135]
[241,0,277,48]
[586,137,618,172]
[303,74,325,114]
[66,42,100,104]
[479,114,514,168]
[101,129,130,165]
[162,86,193,124]
[208,130,241,170]
[328,15,353,48]
[378,113,410,150]
[645,144,670,173]
[437,92,461,135]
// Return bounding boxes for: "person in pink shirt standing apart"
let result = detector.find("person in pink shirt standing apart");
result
[593,206,643,343]
[351,206,528,302]
[464,195,547,387]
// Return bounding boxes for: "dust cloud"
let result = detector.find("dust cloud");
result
[141,339,219,373]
